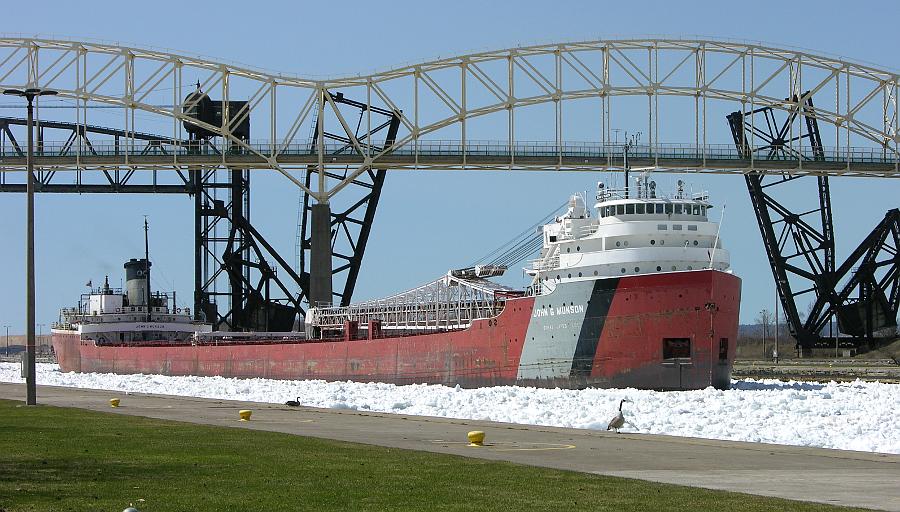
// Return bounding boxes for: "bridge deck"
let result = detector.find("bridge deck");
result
[0,142,897,177]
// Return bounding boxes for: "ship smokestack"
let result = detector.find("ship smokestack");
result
[124,258,151,306]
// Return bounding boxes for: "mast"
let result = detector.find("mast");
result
[144,216,151,322]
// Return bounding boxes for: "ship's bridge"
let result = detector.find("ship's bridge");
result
[529,181,731,294]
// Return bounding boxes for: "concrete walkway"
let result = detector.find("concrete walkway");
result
[3,383,898,511]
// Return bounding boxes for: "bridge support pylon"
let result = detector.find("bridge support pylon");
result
[309,202,333,308]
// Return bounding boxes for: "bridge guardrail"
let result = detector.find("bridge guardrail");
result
[1,141,897,166]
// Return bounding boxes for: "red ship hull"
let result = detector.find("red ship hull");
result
[52,270,741,390]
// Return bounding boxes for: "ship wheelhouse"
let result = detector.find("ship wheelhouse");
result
[528,180,731,294]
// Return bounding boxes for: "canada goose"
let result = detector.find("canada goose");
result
[285,397,302,407]
[606,398,631,433]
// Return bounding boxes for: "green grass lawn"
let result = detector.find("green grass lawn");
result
[0,399,872,512]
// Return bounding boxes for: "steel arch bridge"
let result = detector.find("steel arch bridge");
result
[1,36,898,349]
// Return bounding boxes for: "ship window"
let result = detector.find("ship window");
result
[671,265,677,270]
[576,246,580,251]
[693,240,699,246]
[657,224,667,230]
[566,247,571,253]
[650,239,656,245]
[693,205,701,215]
[623,241,629,247]
[702,206,708,216]
[688,225,698,231]
[673,224,683,230]
[656,203,665,214]
[660,239,665,245]
[665,203,673,214]
[675,204,683,214]
[556,275,560,280]
[568,274,572,278]
[578,272,582,277]
[616,241,621,247]
[719,338,729,361]
[620,268,626,273]
[549,235,557,242]
[617,205,624,215]
[594,270,598,276]
[688,265,693,270]
[626,203,635,214]
[656,266,662,271]
[636,203,645,214]
[634,266,640,272]
[663,338,691,360]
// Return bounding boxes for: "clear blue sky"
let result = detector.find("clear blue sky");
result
[1,0,898,333]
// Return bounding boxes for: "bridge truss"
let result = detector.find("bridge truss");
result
[0,37,898,345]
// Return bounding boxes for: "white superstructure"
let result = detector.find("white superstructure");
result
[528,179,730,294]
[52,275,211,343]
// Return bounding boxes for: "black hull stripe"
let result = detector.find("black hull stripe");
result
[570,277,619,376]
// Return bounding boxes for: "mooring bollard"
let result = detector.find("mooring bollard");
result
[239,409,252,421]
[467,430,485,446]
[109,398,120,408]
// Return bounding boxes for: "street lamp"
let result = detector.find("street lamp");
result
[3,87,57,405]
[3,325,9,357]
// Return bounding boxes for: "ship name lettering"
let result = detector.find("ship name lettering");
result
[555,304,585,316]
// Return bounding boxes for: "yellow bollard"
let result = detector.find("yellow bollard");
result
[238,409,252,421]
[109,398,120,408]
[467,430,485,446]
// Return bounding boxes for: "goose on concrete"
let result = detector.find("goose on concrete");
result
[606,398,631,433]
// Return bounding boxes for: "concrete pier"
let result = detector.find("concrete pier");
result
[2,382,897,511]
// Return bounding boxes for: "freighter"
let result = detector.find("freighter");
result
[52,179,741,390]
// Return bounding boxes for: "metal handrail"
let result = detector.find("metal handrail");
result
[1,140,897,164]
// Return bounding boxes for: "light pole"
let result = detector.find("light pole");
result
[3,87,57,405]
[3,325,8,357]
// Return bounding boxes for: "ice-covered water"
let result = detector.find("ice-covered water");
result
[2,362,898,454]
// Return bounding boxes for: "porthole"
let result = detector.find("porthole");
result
[624,241,629,247]
[656,266,662,271]
[567,247,571,253]
[621,268,626,273]
[671,265,677,271]
[578,272,582,277]
[616,241,621,247]
[594,270,598,276]
[660,240,665,245]
[693,240,699,246]
[576,246,580,251]
[556,275,560,280]
[634,266,640,272]
[688,265,693,270]
[650,239,656,245]
[568,274,572,278]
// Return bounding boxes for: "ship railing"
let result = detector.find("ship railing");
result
[530,243,560,272]
[311,300,507,331]
[595,186,710,202]
[530,255,559,271]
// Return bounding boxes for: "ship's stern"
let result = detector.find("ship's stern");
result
[51,329,82,373]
